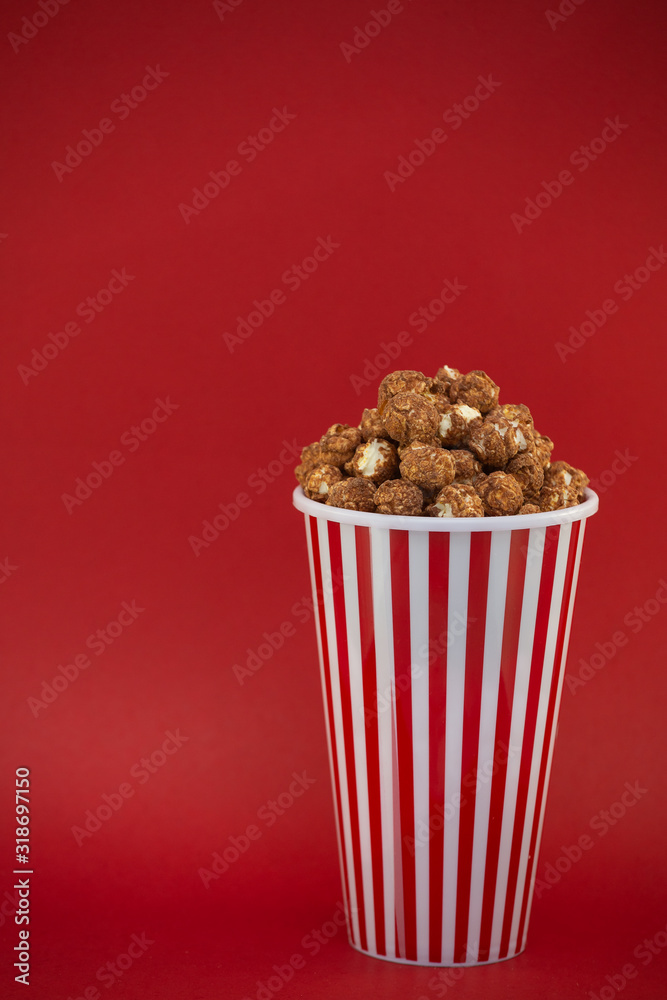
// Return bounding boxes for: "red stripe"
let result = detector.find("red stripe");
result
[327,521,368,951]
[308,516,353,926]
[454,532,492,963]
[355,524,386,955]
[515,520,582,949]
[389,529,416,961]
[476,529,530,962]
[428,531,450,963]
[498,523,561,958]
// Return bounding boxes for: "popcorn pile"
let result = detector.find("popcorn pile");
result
[294,367,589,517]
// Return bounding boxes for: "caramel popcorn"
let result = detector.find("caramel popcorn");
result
[467,414,519,468]
[434,364,461,396]
[533,432,554,468]
[539,483,580,511]
[359,407,389,441]
[477,471,524,516]
[399,441,455,492]
[294,441,323,487]
[304,464,344,502]
[377,370,432,413]
[449,369,499,414]
[296,365,590,517]
[544,460,589,498]
[452,449,482,483]
[505,452,544,500]
[319,424,363,466]
[427,483,484,518]
[437,403,483,447]
[493,403,535,453]
[375,479,424,516]
[326,478,377,512]
[347,438,399,483]
[381,392,440,445]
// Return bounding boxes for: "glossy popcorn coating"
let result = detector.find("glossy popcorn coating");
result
[449,369,499,414]
[381,392,440,445]
[296,363,589,517]
[493,403,535,453]
[399,441,456,492]
[294,441,323,487]
[452,449,482,483]
[476,471,523,516]
[326,478,377,512]
[304,464,344,502]
[319,424,363,466]
[359,407,389,441]
[538,483,580,511]
[544,460,589,497]
[434,364,461,396]
[532,432,554,468]
[374,479,424,516]
[377,370,432,413]
[427,483,484,518]
[505,452,544,500]
[437,403,483,447]
[347,438,399,484]
[467,414,519,468]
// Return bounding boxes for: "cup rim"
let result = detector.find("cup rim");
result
[292,485,599,532]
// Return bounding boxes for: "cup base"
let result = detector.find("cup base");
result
[347,937,527,967]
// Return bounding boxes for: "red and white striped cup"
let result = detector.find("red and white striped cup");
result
[293,485,598,965]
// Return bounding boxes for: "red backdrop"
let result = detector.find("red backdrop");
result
[2,0,666,997]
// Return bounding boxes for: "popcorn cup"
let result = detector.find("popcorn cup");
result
[292,485,599,965]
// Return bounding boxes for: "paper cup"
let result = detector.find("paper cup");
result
[293,484,598,965]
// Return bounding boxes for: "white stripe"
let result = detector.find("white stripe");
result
[465,530,512,962]
[409,531,430,962]
[488,526,545,959]
[507,522,571,952]
[317,518,361,947]
[440,531,471,963]
[340,524,375,954]
[520,520,586,948]
[370,525,396,958]
[304,516,351,931]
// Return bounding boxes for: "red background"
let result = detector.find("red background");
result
[2,0,666,996]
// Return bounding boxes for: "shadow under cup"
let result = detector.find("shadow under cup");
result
[293,485,599,966]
